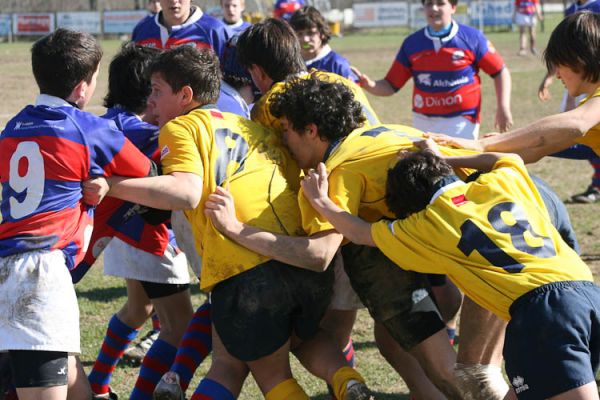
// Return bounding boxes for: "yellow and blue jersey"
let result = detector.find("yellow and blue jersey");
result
[251,69,380,134]
[159,107,303,291]
[299,124,477,235]
[371,155,593,320]
[575,86,600,155]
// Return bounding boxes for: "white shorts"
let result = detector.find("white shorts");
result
[103,237,190,284]
[328,253,364,311]
[171,211,202,278]
[412,112,480,140]
[0,250,80,353]
[515,12,537,27]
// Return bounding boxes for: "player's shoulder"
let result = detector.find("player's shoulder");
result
[197,12,228,31]
[133,14,156,33]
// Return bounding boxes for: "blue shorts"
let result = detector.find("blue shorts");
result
[504,281,600,399]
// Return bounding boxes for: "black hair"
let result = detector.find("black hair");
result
[289,6,331,45]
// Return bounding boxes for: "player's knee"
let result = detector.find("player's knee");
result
[454,363,509,400]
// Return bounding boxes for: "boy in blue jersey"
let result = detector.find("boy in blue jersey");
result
[289,6,359,82]
[132,0,228,58]
[300,139,600,400]
[0,29,151,400]
[221,0,251,37]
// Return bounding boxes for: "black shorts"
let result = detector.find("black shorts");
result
[9,350,68,388]
[427,274,447,287]
[211,259,334,361]
[139,280,189,299]
[342,243,445,350]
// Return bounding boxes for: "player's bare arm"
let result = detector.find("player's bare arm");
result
[204,186,342,271]
[104,172,203,210]
[493,67,513,132]
[416,139,512,172]
[301,163,375,247]
[350,66,397,96]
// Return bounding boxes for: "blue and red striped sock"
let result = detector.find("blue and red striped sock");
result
[88,314,139,395]
[342,338,355,367]
[151,312,161,331]
[130,338,177,400]
[170,301,212,391]
[191,378,235,400]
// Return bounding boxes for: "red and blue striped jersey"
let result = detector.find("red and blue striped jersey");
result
[515,0,538,15]
[565,0,600,16]
[132,7,229,58]
[385,22,505,122]
[273,0,305,20]
[0,96,151,272]
[76,108,172,282]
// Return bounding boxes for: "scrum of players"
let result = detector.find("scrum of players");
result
[0,0,599,399]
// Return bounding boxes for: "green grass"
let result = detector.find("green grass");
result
[1,13,598,397]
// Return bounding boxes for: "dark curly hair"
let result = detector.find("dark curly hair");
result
[150,46,221,105]
[104,42,160,114]
[544,11,600,83]
[289,6,331,45]
[385,150,453,219]
[270,77,365,141]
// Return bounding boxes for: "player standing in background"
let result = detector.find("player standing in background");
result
[221,0,251,37]
[353,0,512,140]
[513,0,543,56]
[301,140,600,400]
[0,29,151,400]
[132,0,228,59]
[147,0,161,14]
[289,6,359,82]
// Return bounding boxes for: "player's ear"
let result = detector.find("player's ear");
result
[180,85,195,106]
[68,79,88,108]
[305,123,319,139]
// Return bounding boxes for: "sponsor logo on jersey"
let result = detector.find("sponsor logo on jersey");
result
[411,288,429,304]
[511,376,530,394]
[417,73,432,86]
[414,93,463,109]
[452,50,465,61]
[160,145,170,160]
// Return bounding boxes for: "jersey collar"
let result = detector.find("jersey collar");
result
[35,94,73,108]
[322,136,344,163]
[424,20,459,52]
[429,175,465,204]
[305,45,332,67]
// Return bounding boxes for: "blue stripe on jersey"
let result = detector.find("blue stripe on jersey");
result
[413,70,476,93]
[0,234,59,256]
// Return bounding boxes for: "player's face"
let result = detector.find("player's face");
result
[222,0,244,23]
[281,118,320,169]
[149,73,187,128]
[296,27,324,60]
[555,64,588,98]
[148,0,161,14]
[423,0,456,31]
[160,0,191,24]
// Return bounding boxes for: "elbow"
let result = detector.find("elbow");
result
[175,189,201,210]
[308,248,337,272]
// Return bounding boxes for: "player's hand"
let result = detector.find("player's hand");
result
[350,66,375,89]
[204,186,242,235]
[82,177,109,206]
[538,75,553,102]
[414,138,442,156]
[495,107,513,133]
[301,162,331,210]
[423,132,483,152]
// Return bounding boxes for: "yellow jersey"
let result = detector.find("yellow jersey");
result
[299,124,477,235]
[159,107,303,291]
[576,86,600,154]
[371,155,593,320]
[251,69,381,134]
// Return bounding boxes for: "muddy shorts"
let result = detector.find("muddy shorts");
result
[342,243,445,350]
[211,259,334,361]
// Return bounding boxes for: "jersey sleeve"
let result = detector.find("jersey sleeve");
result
[87,120,150,178]
[474,31,505,77]
[384,44,413,91]
[159,118,205,177]
[371,218,447,274]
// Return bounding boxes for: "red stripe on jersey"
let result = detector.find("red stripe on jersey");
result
[408,48,477,72]
[166,38,211,49]
[136,38,163,49]
[452,194,468,206]
[385,60,412,90]
[0,136,89,182]
[210,110,224,119]
[102,137,150,178]
[412,80,481,118]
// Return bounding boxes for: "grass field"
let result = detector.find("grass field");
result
[1,14,599,398]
